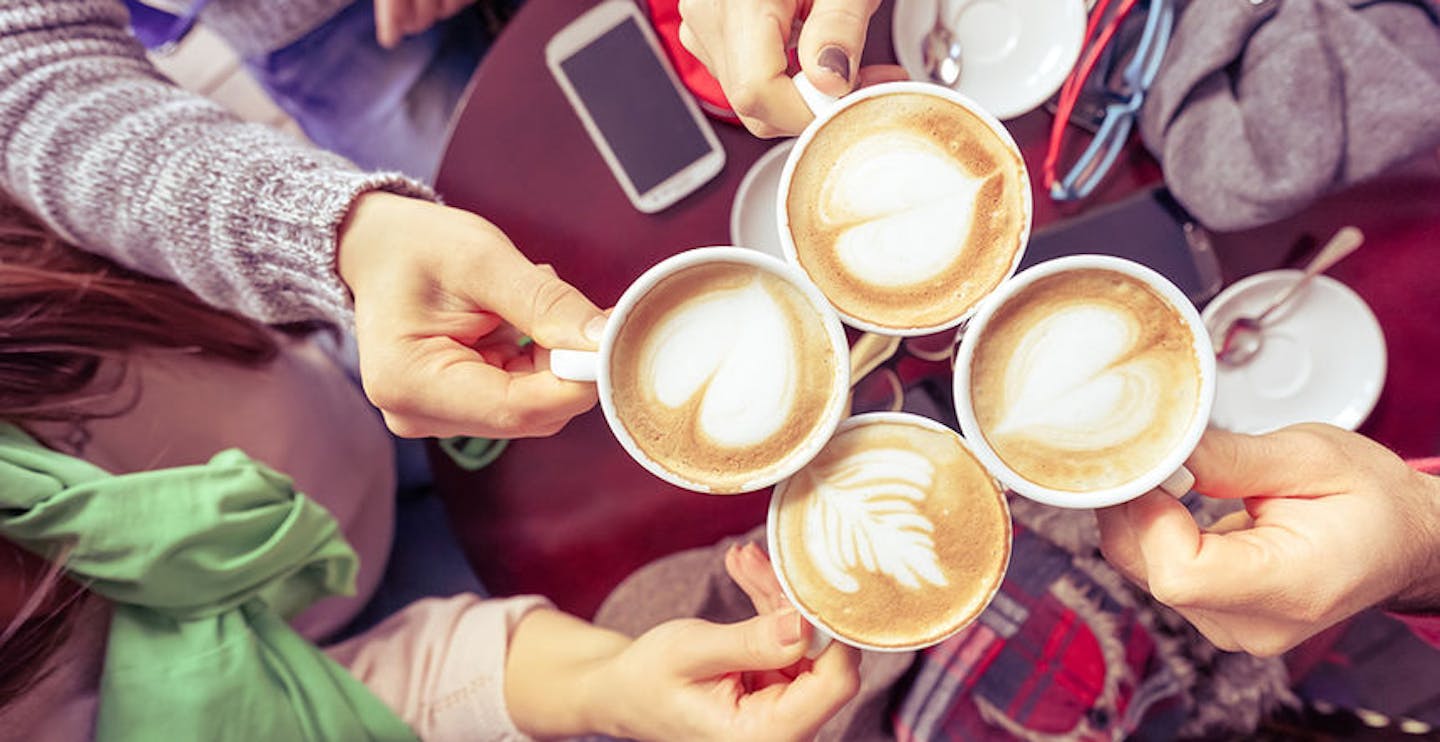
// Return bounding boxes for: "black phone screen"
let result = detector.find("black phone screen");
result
[559,17,713,193]
[1020,187,1223,306]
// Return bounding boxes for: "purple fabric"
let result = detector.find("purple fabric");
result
[244,1,517,182]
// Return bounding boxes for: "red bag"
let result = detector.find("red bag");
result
[643,0,740,123]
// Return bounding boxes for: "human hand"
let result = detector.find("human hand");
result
[373,0,473,49]
[336,192,605,439]
[677,0,907,137]
[1096,424,1440,657]
[580,542,859,741]
[724,540,831,687]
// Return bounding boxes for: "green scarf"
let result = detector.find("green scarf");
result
[0,424,418,741]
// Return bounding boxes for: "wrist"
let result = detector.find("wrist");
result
[574,639,635,739]
[1387,472,1440,614]
[335,190,412,296]
[504,609,633,738]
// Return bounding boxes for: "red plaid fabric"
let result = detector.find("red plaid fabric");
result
[893,523,1186,741]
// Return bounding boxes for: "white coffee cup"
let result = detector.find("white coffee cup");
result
[766,411,1012,654]
[952,255,1217,509]
[550,246,851,494]
[776,75,1034,337]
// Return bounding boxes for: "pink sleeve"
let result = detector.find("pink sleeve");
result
[324,594,551,742]
[1392,612,1440,650]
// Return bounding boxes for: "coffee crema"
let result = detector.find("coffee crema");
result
[608,260,843,493]
[969,269,1202,492]
[771,418,1010,649]
[785,92,1028,330]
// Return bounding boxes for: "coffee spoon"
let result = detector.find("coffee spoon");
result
[922,0,966,87]
[1214,226,1364,367]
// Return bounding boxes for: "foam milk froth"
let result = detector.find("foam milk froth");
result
[609,261,842,493]
[970,269,1202,491]
[787,93,1027,330]
[772,419,1010,649]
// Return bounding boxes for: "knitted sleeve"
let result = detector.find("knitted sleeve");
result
[0,0,437,327]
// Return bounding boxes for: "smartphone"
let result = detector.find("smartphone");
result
[1020,186,1224,306]
[546,1,726,213]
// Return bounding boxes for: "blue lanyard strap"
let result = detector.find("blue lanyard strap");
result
[123,0,214,53]
[1050,0,1174,202]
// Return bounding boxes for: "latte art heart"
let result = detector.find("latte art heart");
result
[642,279,798,447]
[969,269,1202,492]
[785,92,1029,331]
[609,261,844,493]
[993,306,1165,450]
[821,133,984,288]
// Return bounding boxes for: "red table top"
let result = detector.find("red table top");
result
[431,0,1440,618]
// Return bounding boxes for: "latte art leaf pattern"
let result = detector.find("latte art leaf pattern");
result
[800,448,948,594]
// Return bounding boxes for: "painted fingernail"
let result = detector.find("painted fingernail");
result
[818,45,851,83]
[775,609,803,646]
[584,316,607,344]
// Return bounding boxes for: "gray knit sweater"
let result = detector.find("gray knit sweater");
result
[0,0,436,328]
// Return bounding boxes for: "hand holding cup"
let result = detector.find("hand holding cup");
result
[550,247,851,494]
[676,0,907,137]
[1096,424,1440,657]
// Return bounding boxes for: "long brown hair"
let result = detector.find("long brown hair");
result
[0,194,283,707]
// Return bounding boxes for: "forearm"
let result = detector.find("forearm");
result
[502,607,632,739]
[0,0,434,327]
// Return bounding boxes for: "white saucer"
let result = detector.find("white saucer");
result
[729,139,795,260]
[1202,271,1387,434]
[891,0,1086,120]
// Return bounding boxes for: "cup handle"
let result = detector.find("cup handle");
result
[1158,465,1195,498]
[804,620,836,659]
[549,349,600,383]
[792,71,839,117]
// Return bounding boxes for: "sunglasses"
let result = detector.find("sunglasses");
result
[1043,0,1176,201]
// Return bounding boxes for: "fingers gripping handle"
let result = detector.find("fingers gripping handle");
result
[805,623,835,659]
[793,72,839,117]
[1158,466,1195,498]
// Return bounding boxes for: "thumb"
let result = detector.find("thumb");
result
[669,609,809,679]
[469,247,607,352]
[797,0,881,96]
[1125,489,1274,610]
[1188,425,1346,500]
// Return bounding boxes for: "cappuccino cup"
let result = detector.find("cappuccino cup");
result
[550,247,851,494]
[777,76,1033,337]
[767,412,1012,652]
[953,255,1217,509]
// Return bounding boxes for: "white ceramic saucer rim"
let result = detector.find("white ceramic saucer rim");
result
[1202,271,1387,432]
[890,0,1086,120]
[729,139,795,258]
